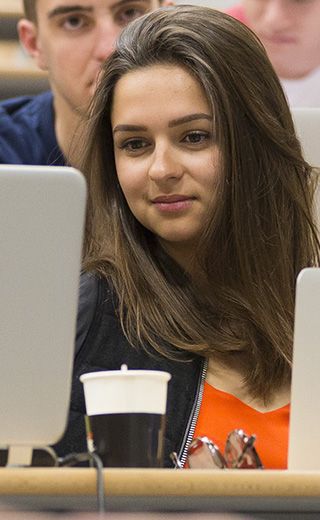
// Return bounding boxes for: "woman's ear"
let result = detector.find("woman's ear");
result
[17,19,48,71]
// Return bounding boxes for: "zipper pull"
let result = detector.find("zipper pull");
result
[170,451,183,469]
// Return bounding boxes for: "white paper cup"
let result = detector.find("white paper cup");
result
[80,367,171,467]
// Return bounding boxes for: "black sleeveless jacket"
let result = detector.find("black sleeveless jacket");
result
[53,272,204,467]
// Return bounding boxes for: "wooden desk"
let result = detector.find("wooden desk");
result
[0,42,49,98]
[0,0,22,18]
[0,41,46,78]
[1,468,320,517]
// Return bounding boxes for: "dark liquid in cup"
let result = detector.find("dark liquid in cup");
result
[89,413,166,467]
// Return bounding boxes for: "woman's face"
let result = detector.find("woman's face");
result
[111,64,221,267]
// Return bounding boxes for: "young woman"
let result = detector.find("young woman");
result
[55,6,320,469]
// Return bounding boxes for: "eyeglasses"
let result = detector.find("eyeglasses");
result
[171,429,263,469]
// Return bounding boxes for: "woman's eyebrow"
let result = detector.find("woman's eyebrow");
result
[113,124,147,133]
[168,113,212,127]
[113,114,212,134]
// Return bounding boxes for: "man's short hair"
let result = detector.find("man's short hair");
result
[23,0,37,22]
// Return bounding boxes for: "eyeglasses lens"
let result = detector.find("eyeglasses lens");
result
[225,429,263,469]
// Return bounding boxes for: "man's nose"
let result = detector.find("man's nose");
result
[261,0,293,29]
[93,19,120,62]
[148,145,184,182]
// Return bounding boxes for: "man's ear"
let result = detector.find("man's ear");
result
[17,19,48,71]
[162,0,175,5]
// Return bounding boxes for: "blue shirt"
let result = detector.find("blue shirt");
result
[0,91,65,165]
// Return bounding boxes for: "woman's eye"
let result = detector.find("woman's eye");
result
[183,131,210,145]
[120,139,149,153]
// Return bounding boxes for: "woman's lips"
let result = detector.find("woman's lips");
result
[152,195,195,213]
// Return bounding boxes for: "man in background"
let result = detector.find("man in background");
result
[226,0,320,107]
[0,0,164,164]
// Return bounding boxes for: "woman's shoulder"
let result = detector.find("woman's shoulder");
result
[78,270,114,302]
[75,271,114,356]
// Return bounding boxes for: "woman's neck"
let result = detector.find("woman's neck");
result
[206,355,290,413]
[158,239,198,273]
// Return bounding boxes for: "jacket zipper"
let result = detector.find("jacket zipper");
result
[178,357,208,467]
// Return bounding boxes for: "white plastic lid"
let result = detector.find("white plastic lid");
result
[80,367,171,415]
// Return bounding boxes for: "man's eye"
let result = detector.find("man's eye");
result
[183,132,209,144]
[116,6,148,26]
[62,15,87,30]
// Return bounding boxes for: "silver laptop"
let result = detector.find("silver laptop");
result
[288,267,320,470]
[291,108,320,167]
[0,165,86,465]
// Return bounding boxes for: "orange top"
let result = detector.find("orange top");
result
[194,382,290,469]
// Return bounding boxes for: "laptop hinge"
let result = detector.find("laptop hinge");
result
[7,446,33,466]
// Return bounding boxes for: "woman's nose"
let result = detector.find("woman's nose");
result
[148,145,184,182]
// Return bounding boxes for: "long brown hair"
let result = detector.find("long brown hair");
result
[78,6,320,401]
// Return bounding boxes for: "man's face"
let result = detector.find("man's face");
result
[19,0,161,114]
[242,0,320,79]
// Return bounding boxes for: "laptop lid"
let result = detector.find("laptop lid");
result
[0,165,86,464]
[288,267,320,470]
[291,108,320,167]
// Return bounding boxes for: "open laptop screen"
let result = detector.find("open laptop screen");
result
[0,165,86,464]
[288,267,320,470]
